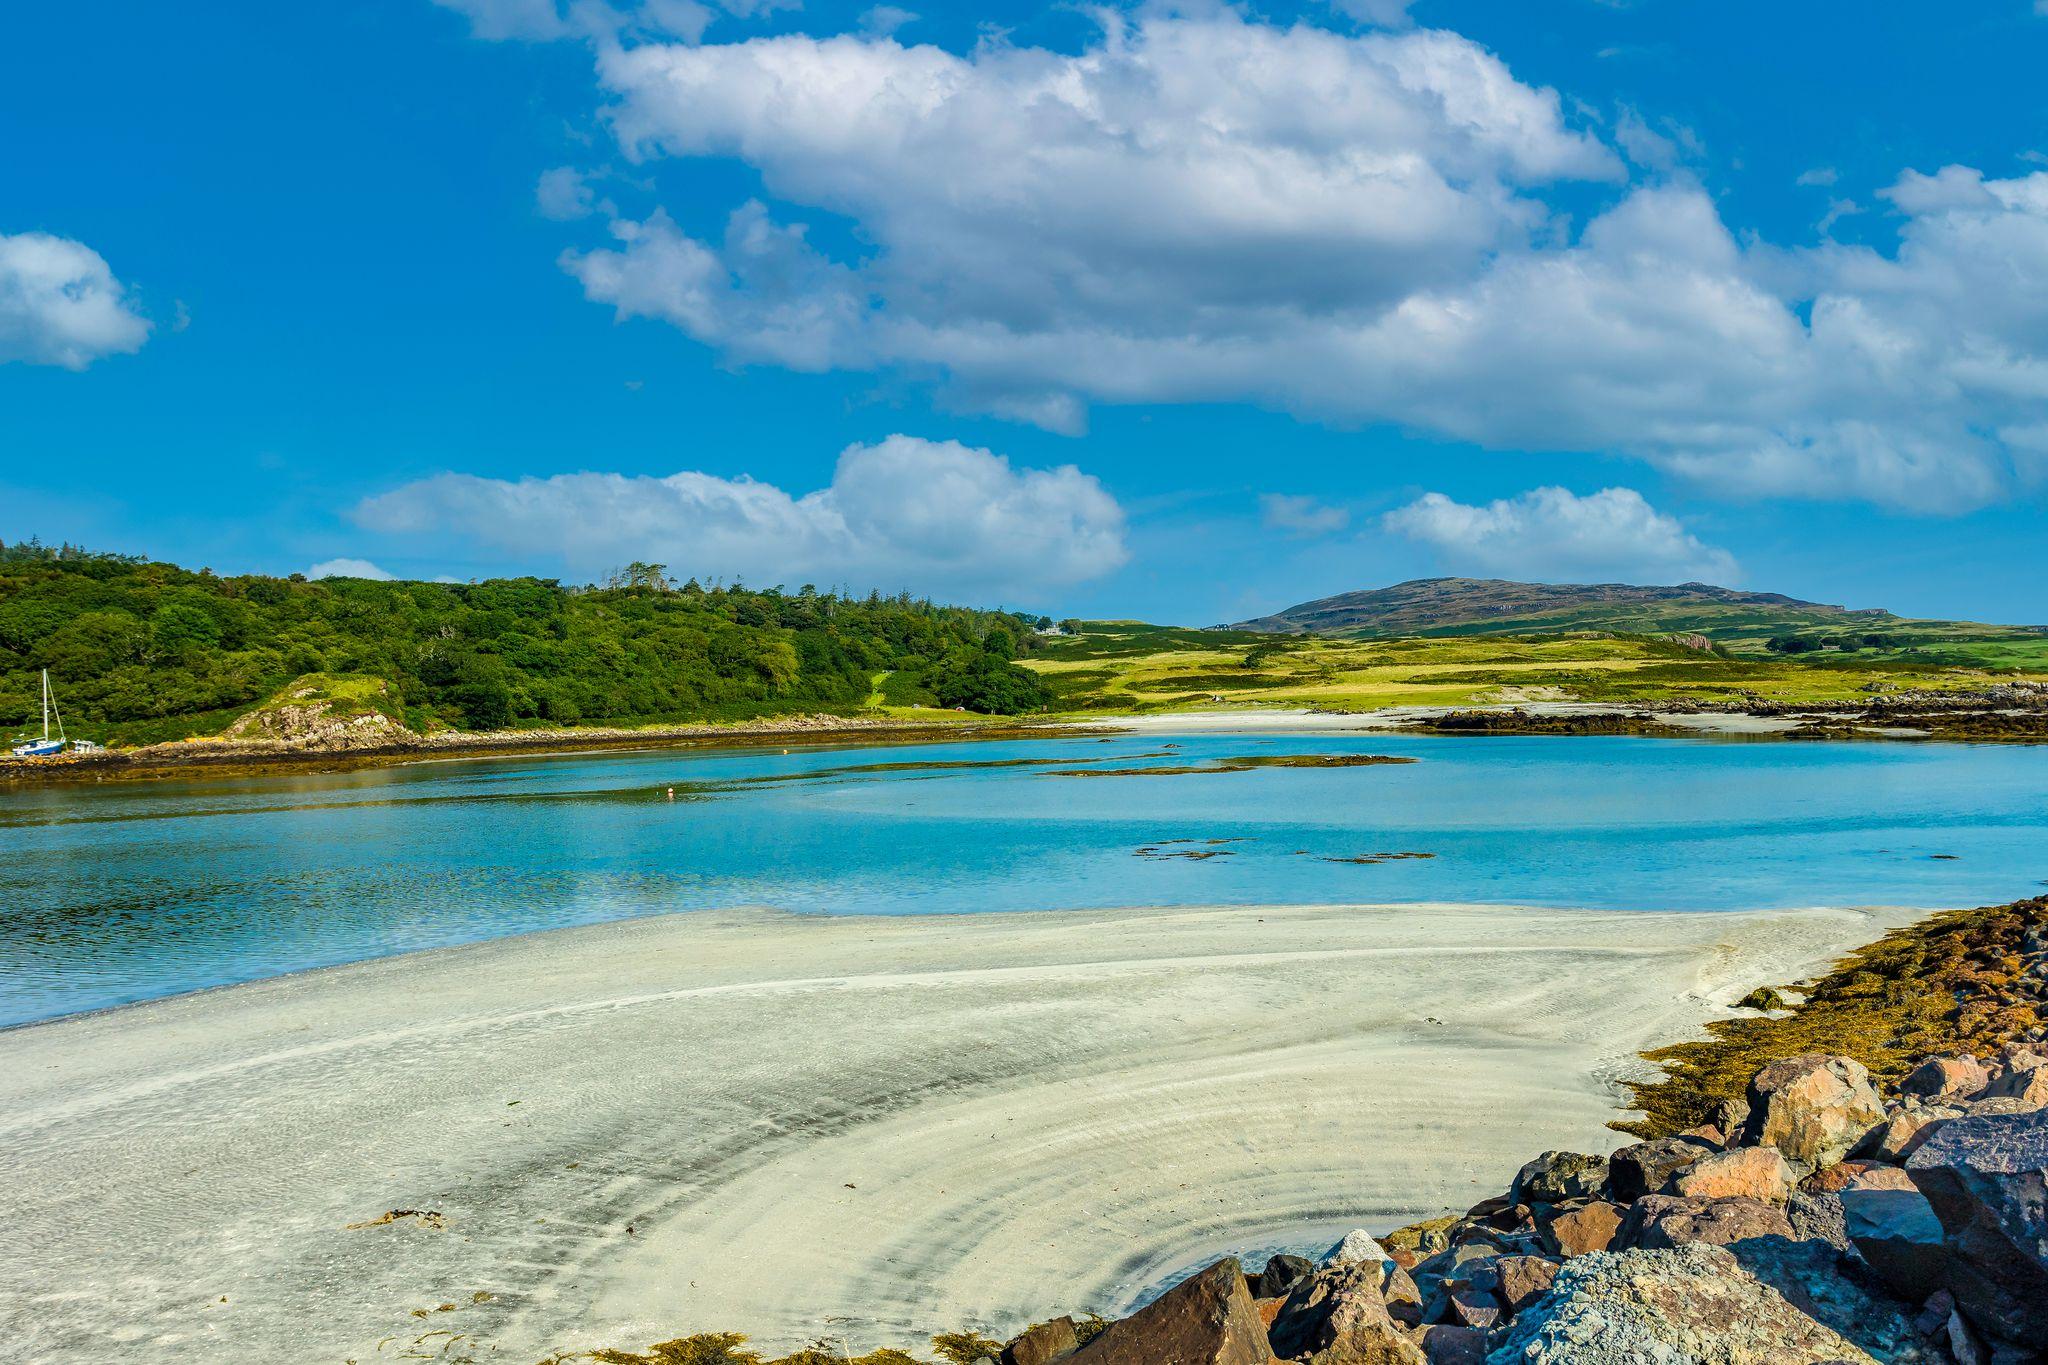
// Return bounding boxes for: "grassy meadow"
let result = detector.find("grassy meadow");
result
[1022,622,2048,716]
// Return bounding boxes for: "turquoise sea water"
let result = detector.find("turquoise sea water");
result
[3,731,2046,1028]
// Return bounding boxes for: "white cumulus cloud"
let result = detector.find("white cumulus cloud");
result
[0,231,152,369]
[432,0,573,40]
[536,166,604,220]
[1260,493,1351,537]
[308,558,397,581]
[352,434,1126,599]
[522,10,2048,512]
[1331,0,1418,26]
[1382,486,1738,584]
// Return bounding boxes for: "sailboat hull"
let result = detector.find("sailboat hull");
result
[11,739,64,758]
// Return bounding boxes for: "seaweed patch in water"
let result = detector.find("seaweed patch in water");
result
[346,1208,447,1231]
[1321,851,1437,865]
[1048,753,1414,778]
[730,752,1174,787]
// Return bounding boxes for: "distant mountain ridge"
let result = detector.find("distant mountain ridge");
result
[1224,577,1894,642]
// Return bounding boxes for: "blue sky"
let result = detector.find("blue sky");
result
[4,0,2047,626]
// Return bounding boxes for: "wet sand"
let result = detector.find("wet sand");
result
[0,900,1927,1362]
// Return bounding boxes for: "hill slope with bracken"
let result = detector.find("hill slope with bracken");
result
[1225,577,2046,657]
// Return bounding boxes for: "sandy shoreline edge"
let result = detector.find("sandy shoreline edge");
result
[0,899,1937,1362]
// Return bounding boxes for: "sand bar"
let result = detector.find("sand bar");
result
[0,900,1927,1362]
[1085,705,1803,736]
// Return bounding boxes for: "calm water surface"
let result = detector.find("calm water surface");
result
[3,731,2046,1027]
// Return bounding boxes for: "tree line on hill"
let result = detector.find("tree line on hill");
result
[0,540,1055,743]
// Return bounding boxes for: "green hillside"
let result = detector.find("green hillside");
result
[1225,577,2048,666]
[1026,620,2048,716]
[0,541,1055,746]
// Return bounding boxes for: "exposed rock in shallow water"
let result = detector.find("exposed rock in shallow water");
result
[1051,754,1416,778]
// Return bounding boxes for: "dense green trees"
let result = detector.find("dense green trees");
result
[0,541,1055,742]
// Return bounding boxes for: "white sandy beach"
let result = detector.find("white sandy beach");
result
[0,900,1925,1363]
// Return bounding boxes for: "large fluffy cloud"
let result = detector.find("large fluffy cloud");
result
[0,231,151,370]
[353,434,1126,598]
[1383,486,1739,584]
[538,10,2048,512]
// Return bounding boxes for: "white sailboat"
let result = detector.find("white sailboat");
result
[11,669,68,757]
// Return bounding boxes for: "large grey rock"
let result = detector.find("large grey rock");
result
[1980,1061,2048,1110]
[1906,1108,2048,1346]
[1412,1325,1485,1365]
[1508,1151,1608,1205]
[1536,1200,1621,1257]
[1482,1244,1879,1364]
[1617,1194,1795,1251]
[1001,1317,1080,1365]
[1784,1191,1852,1253]
[1067,1259,1276,1365]
[1268,1260,1423,1365]
[1672,1147,1797,1204]
[1839,1184,1948,1304]
[1901,1056,1990,1102]
[1323,1229,1397,1272]
[1607,1136,1710,1201]
[1856,1109,1947,1163]
[1254,1254,1314,1300]
[1493,1255,1558,1315]
[1717,1232,1946,1365]
[1740,1054,1886,1171]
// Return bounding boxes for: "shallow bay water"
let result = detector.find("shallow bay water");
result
[3,730,2046,1027]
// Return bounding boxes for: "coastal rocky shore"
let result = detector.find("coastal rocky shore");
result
[1394,684,2048,743]
[1077,1040,2048,1365]
[0,711,1033,783]
[603,1046,2048,1365]
[589,899,2048,1365]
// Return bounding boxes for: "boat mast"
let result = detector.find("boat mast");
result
[45,670,64,742]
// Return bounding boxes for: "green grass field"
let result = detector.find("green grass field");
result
[1022,623,2048,716]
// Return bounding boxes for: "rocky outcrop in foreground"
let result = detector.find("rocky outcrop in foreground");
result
[970,1044,2048,1365]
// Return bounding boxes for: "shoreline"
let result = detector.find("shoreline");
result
[0,897,1937,1362]
[0,714,1077,787]
[8,689,2046,787]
